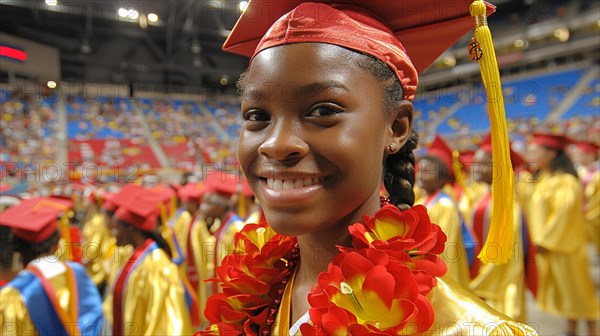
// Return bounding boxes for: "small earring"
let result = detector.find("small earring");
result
[388,143,397,152]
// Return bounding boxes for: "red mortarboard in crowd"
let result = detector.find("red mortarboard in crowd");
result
[427,134,454,169]
[113,191,163,232]
[223,0,494,101]
[480,133,525,169]
[530,132,571,151]
[0,197,72,243]
[574,140,600,154]
[178,183,207,202]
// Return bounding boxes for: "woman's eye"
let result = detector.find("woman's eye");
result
[306,104,342,117]
[243,110,270,122]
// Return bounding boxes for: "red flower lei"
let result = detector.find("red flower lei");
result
[201,202,447,335]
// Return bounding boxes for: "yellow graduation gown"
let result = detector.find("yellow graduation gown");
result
[81,208,114,286]
[458,181,490,229]
[277,276,537,335]
[416,192,471,289]
[168,208,194,274]
[1,257,103,336]
[469,194,528,322]
[187,216,217,326]
[517,171,599,319]
[582,167,600,254]
[102,244,193,335]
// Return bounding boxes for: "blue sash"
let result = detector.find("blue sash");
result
[429,192,478,267]
[167,208,186,266]
[9,262,103,335]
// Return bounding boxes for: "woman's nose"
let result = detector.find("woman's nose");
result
[258,120,309,162]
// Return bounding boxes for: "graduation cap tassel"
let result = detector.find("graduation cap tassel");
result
[470,0,514,264]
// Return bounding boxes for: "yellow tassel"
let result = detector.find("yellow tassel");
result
[170,195,177,216]
[452,150,465,189]
[238,192,246,219]
[470,0,514,264]
[158,202,182,261]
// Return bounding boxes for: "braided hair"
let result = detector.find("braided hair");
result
[352,52,419,210]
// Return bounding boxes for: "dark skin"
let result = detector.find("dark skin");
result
[237,43,412,323]
[472,149,493,185]
[416,157,448,196]
[111,217,147,249]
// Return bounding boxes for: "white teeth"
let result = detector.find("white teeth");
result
[266,177,321,190]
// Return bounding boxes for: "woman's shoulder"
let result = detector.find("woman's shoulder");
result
[428,277,537,336]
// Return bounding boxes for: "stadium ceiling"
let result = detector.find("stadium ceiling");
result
[1,0,251,92]
[0,0,596,94]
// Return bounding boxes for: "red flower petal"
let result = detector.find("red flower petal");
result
[340,252,374,281]
[362,265,396,309]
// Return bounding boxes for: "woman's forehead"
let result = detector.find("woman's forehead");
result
[240,43,372,92]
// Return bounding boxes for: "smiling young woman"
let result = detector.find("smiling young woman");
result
[200,1,538,335]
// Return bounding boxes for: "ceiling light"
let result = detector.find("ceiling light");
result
[239,1,249,12]
[513,39,524,48]
[47,81,57,89]
[45,0,58,6]
[442,56,456,67]
[118,8,139,20]
[148,13,159,23]
[553,27,569,42]
[191,40,202,54]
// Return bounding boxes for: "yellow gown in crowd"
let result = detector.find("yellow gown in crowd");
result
[469,195,529,322]
[168,208,194,273]
[581,166,600,254]
[81,205,114,287]
[416,191,471,289]
[1,257,104,336]
[458,181,490,229]
[518,171,599,320]
[187,215,217,326]
[102,242,193,335]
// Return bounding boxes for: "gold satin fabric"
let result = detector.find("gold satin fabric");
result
[416,194,471,288]
[459,181,490,229]
[188,216,216,325]
[517,171,600,319]
[276,277,537,335]
[1,267,75,335]
[81,208,114,286]
[469,197,528,322]
[103,248,193,335]
[582,169,600,253]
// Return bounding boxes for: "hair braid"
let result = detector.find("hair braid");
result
[384,129,419,209]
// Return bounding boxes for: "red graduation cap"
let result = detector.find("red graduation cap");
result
[480,133,525,169]
[110,184,146,208]
[426,134,454,168]
[574,140,600,154]
[178,183,207,202]
[0,197,72,243]
[102,192,118,212]
[459,150,476,171]
[223,0,495,101]
[113,191,163,232]
[530,132,571,151]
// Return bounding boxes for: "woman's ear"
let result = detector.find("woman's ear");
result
[386,100,413,153]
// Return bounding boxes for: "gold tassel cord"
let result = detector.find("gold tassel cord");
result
[470,0,514,264]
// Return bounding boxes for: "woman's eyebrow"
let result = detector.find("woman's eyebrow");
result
[298,81,350,96]
[240,80,350,102]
